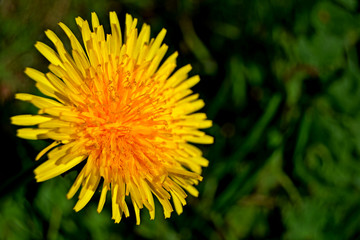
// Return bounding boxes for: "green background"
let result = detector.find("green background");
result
[1,0,360,239]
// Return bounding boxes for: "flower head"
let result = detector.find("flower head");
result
[11,12,213,224]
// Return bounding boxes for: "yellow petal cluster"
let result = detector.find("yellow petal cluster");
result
[11,12,213,224]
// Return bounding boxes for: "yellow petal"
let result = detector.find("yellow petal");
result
[11,115,52,126]
[91,12,100,30]
[74,173,100,212]
[109,11,122,55]
[146,28,167,61]
[97,183,108,213]
[24,68,52,88]
[17,128,50,140]
[35,41,64,68]
[35,141,61,161]
[167,167,202,180]
[165,64,192,88]
[172,99,204,116]
[35,155,86,182]
[132,199,141,225]
[67,168,86,199]
[171,192,184,215]
[174,75,200,93]
[111,183,122,223]
[183,135,214,144]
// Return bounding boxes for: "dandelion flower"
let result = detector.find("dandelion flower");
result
[11,12,213,224]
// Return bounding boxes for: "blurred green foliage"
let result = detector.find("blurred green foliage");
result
[2,0,360,239]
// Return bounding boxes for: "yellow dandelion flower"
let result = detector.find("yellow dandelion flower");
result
[11,12,213,224]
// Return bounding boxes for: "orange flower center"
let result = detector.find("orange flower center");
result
[73,57,174,183]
